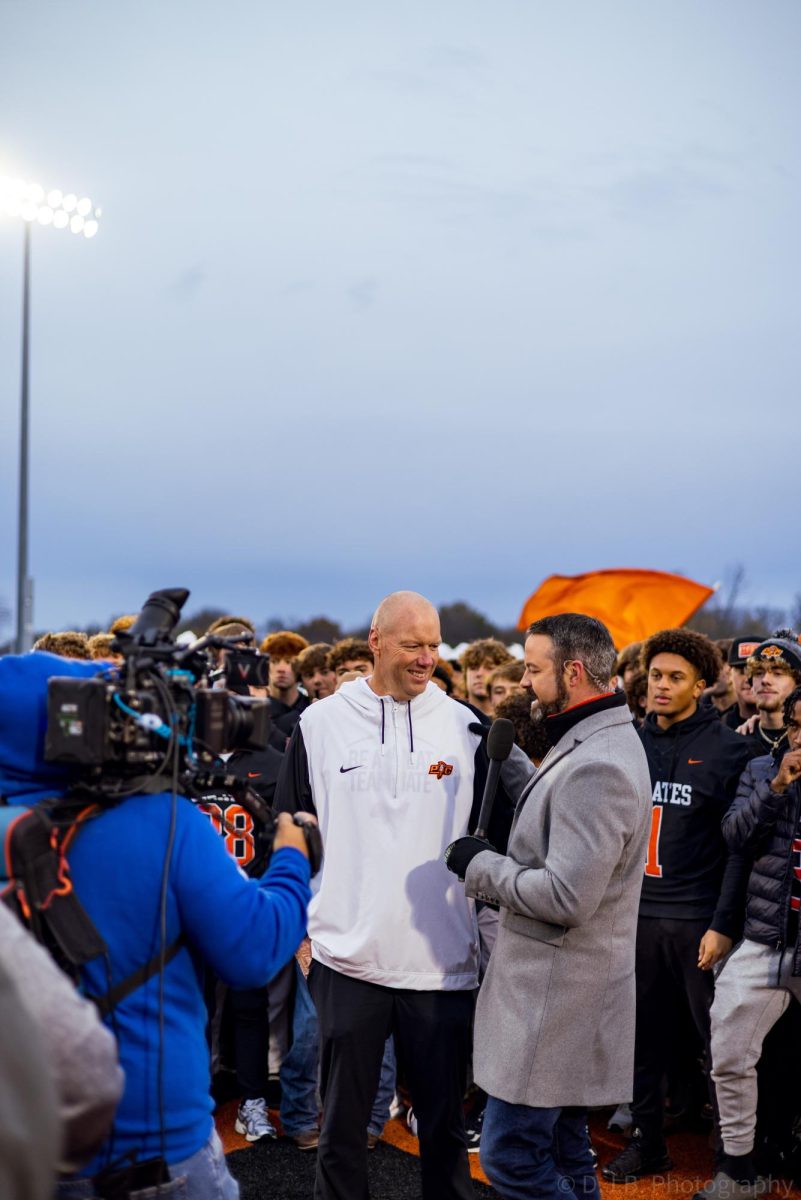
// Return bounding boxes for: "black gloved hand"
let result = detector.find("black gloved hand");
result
[444,835,497,881]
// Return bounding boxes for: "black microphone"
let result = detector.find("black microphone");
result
[474,718,515,840]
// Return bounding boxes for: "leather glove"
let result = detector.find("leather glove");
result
[444,835,497,881]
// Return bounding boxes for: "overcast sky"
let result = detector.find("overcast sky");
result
[1,0,799,635]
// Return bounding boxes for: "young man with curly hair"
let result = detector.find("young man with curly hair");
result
[327,637,374,681]
[32,631,91,659]
[603,628,755,1185]
[742,633,801,755]
[460,638,513,718]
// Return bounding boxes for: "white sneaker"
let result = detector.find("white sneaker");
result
[608,1102,633,1134]
[235,1097,277,1142]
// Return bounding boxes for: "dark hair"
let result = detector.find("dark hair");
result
[329,637,373,673]
[527,613,616,694]
[488,660,525,686]
[432,664,454,694]
[295,643,332,676]
[624,667,649,718]
[641,628,721,688]
[615,641,642,676]
[495,690,551,763]
[783,686,801,725]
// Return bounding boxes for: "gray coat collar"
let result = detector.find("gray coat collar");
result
[523,705,635,797]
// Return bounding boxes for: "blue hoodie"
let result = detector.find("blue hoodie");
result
[0,653,311,1173]
[0,651,103,804]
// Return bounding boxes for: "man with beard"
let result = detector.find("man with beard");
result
[445,613,651,1200]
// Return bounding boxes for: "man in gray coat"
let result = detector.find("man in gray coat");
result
[446,613,651,1200]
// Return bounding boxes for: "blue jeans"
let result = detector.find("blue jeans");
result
[279,966,396,1138]
[57,1128,238,1199]
[481,1098,599,1200]
[368,1037,397,1136]
[279,961,321,1136]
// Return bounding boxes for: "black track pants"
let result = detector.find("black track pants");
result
[308,960,475,1200]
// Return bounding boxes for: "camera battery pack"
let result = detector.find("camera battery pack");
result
[45,677,109,764]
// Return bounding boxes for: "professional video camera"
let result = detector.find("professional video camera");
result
[214,646,271,693]
[44,587,271,782]
[38,586,322,875]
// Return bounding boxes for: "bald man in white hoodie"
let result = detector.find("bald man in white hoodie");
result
[277,591,523,1200]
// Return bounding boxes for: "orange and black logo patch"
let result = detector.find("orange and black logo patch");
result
[428,761,454,779]
[761,645,783,658]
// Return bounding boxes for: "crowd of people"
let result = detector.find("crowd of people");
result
[2,595,801,1200]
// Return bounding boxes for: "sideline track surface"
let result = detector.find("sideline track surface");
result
[219,1101,801,1199]
[218,1097,495,1196]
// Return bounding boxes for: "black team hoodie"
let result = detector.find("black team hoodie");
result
[638,705,757,938]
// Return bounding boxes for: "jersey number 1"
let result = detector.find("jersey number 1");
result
[644,806,663,878]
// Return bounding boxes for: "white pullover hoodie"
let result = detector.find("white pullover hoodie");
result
[279,678,485,990]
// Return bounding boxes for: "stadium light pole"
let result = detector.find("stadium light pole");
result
[0,176,101,653]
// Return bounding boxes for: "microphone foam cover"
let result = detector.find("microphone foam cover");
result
[487,717,515,762]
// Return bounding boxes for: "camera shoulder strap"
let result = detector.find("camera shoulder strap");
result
[88,935,185,1019]
[2,796,184,1017]
[2,799,107,970]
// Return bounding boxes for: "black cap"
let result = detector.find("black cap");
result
[728,636,764,666]
[748,637,801,676]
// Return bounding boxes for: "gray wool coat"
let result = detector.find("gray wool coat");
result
[465,702,651,1108]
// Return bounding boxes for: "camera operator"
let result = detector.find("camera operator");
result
[0,631,312,1199]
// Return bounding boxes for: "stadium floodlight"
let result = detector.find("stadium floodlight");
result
[0,174,102,653]
[0,176,102,238]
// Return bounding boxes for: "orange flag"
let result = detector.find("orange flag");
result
[517,569,716,650]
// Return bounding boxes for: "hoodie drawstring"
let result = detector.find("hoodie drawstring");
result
[377,696,416,763]
[407,703,416,765]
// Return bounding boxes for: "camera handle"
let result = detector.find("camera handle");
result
[293,815,323,876]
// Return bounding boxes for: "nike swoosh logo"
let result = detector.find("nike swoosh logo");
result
[688,759,703,765]
[247,772,262,778]
[339,765,363,773]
